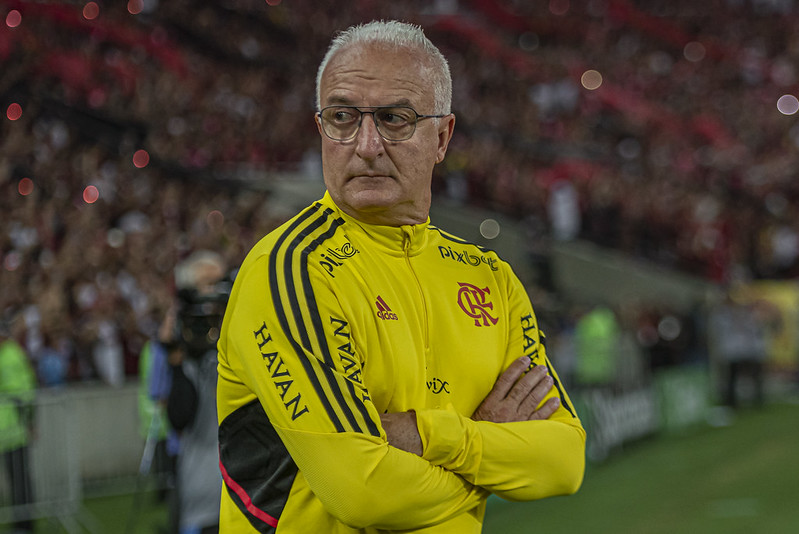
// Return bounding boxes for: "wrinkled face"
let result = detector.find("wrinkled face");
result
[316,43,455,226]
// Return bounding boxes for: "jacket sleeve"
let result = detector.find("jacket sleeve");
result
[217,253,486,530]
[414,269,586,501]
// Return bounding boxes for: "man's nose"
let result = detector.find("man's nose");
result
[355,113,384,158]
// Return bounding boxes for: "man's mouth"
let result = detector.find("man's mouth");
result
[351,173,392,180]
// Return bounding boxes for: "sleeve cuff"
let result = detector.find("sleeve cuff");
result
[416,404,482,481]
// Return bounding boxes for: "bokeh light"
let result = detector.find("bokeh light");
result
[683,41,706,62]
[127,0,144,15]
[581,70,603,90]
[480,219,501,240]
[83,185,100,204]
[133,149,150,168]
[107,228,126,248]
[18,177,34,196]
[4,251,21,272]
[6,102,22,120]
[777,94,799,115]
[266,0,283,5]
[657,315,682,341]
[83,2,100,20]
[6,9,21,28]
[207,210,225,231]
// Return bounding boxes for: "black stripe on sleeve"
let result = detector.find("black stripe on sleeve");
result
[298,233,381,436]
[270,203,380,436]
[286,218,364,434]
[293,218,381,437]
[342,377,381,437]
[292,220,345,366]
[544,355,577,418]
[269,204,345,432]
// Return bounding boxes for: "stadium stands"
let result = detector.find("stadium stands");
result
[2,0,798,389]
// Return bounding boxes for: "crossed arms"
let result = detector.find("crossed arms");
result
[218,254,585,530]
[383,357,562,455]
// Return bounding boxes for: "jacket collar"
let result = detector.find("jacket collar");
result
[319,191,430,256]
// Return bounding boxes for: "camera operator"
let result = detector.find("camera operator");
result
[160,250,230,534]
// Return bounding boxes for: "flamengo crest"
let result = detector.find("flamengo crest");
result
[457,282,499,327]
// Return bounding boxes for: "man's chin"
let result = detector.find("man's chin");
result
[346,186,398,210]
[338,189,409,222]
[350,198,396,215]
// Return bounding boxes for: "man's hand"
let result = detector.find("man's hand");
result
[381,357,559,454]
[380,411,423,456]
[472,356,560,423]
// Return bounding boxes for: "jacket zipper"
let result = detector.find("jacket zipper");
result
[403,228,430,351]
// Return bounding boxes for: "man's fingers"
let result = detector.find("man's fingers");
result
[528,396,560,421]
[518,369,554,414]
[488,356,530,401]
[505,363,548,403]
[472,357,530,421]
[473,359,561,423]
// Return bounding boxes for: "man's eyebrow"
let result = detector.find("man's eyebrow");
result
[326,95,355,106]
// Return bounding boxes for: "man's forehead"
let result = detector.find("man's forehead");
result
[325,43,426,75]
[320,44,432,105]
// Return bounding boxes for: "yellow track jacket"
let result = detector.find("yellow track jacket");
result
[217,192,585,533]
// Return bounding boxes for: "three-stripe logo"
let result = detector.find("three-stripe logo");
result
[375,295,398,321]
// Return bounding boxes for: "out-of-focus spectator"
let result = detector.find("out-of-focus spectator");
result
[574,305,620,388]
[548,179,581,241]
[157,250,228,534]
[0,314,37,533]
[3,0,799,389]
[137,327,174,520]
[35,325,68,387]
[708,290,770,408]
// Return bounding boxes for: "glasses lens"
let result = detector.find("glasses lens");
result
[320,106,418,141]
[321,107,360,140]
[374,108,415,141]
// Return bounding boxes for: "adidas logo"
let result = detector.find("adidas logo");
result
[375,296,398,321]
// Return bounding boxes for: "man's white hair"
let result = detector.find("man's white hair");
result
[315,20,452,115]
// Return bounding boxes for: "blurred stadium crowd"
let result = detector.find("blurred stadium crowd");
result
[1,0,797,387]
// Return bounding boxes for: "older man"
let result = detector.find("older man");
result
[217,20,585,533]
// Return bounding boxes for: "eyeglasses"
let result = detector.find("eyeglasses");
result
[317,105,447,142]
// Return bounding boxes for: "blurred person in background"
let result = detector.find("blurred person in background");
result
[216,20,584,533]
[137,319,176,530]
[708,288,775,409]
[35,325,69,388]
[156,250,230,534]
[573,304,620,391]
[0,314,37,534]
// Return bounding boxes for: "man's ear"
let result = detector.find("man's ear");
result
[315,112,324,137]
[435,114,456,164]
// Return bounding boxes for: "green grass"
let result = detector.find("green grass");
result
[0,484,169,534]
[484,400,799,534]
[4,400,797,533]
[83,490,169,534]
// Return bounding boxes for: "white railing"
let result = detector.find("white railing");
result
[1,383,148,532]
